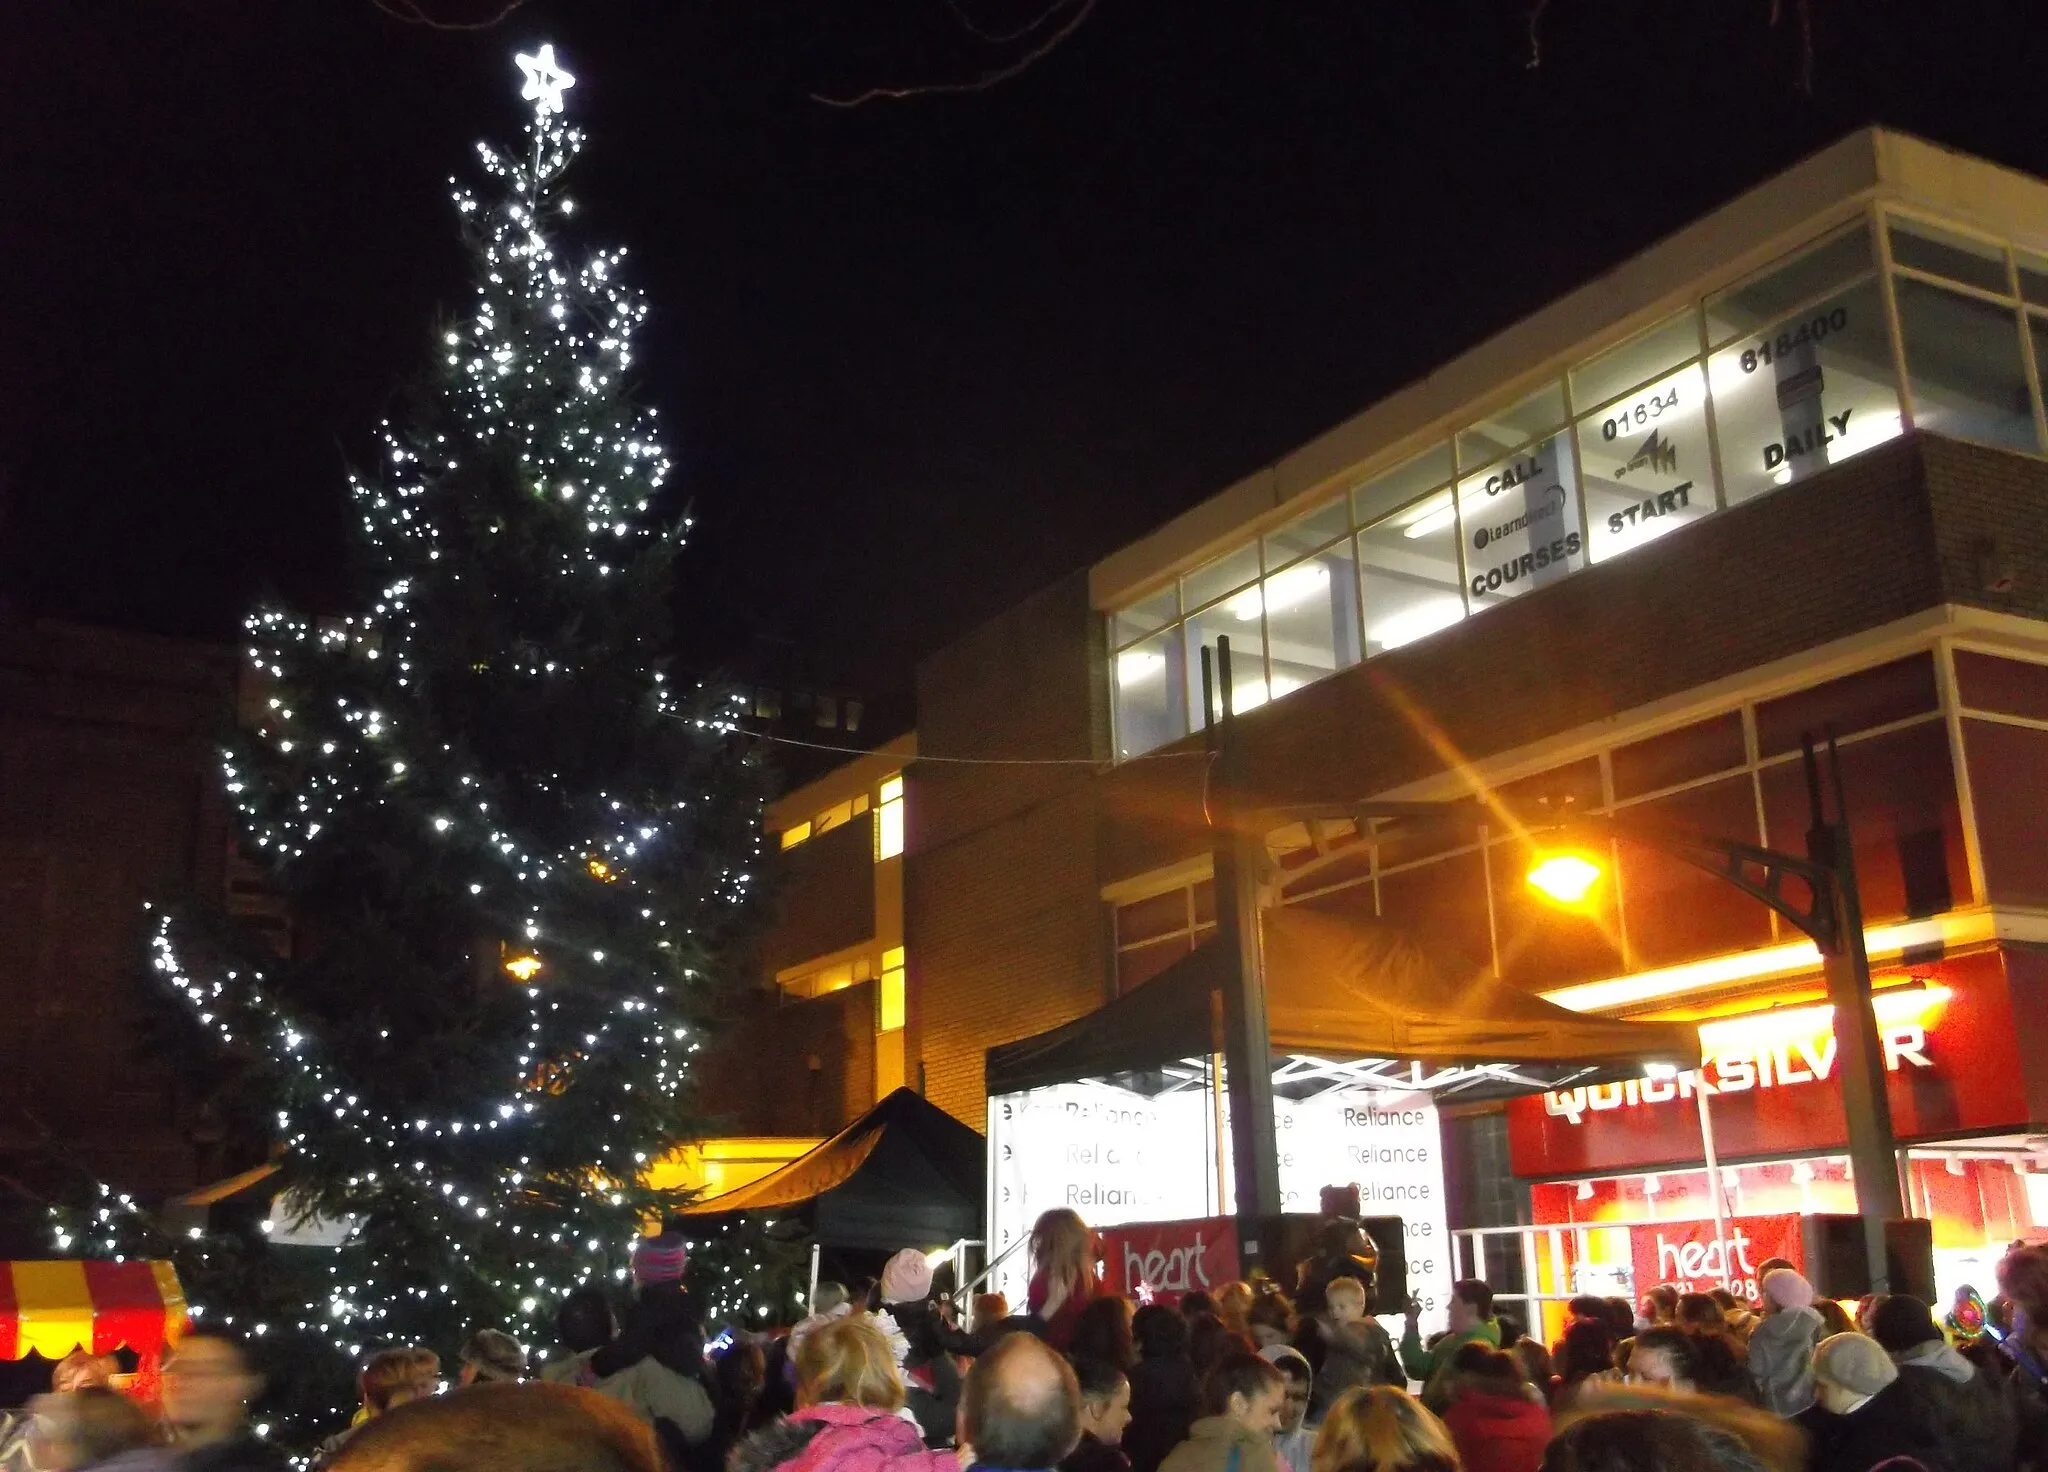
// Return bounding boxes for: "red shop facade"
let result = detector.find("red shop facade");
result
[1505,944,2048,1306]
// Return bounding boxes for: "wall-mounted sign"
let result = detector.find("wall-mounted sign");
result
[1578,362,1716,564]
[1457,434,1585,607]
[1507,953,2031,1178]
[1098,1217,1241,1305]
[1627,1212,1803,1301]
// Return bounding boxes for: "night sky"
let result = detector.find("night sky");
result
[5,2,2046,700]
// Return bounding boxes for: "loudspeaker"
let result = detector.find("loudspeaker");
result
[1256,1213,1410,1316]
[1800,1216,1935,1301]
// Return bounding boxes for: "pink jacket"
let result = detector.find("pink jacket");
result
[782,1404,959,1472]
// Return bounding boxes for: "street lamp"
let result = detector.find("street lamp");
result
[1200,636,1905,1292]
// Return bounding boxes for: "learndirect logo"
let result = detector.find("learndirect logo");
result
[1472,486,1566,551]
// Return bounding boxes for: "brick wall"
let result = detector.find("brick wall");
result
[0,620,237,1209]
[907,572,1111,1125]
[757,811,875,980]
[692,982,877,1138]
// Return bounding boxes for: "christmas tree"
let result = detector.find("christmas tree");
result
[54,44,799,1442]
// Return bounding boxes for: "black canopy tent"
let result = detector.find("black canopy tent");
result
[678,1087,984,1252]
[987,906,1699,1099]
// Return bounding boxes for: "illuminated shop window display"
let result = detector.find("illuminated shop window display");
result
[1110,206,2048,759]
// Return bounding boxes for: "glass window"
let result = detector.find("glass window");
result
[1707,278,1902,507]
[875,776,905,860]
[1113,585,1178,646]
[1183,605,1267,722]
[1456,429,1584,608]
[1113,630,1186,758]
[877,947,906,1032]
[1262,540,1360,699]
[1181,542,1261,611]
[1895,277,2039,453]
[1571,311,1703,411]
[1888,217,2010,296]
[1263,497,1351,568]
[779,821,811,850]
[1457,381,1568,468]
[814,798,854,835]
[1577,361,1715,564]
[1358,489,1466,655]
[1352,443,1455,526]
[1705,225,1874,346]
[1610,710,1747,801]
[1753,654,1937,759]
[2018,250,2048,309]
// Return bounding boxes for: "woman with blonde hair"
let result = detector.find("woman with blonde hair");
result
[1310,1385,1459,1472]
[1029,1208,1099,1351]
[729,1315,954,1472]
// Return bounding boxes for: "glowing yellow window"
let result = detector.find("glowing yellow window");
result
[814,799,854,836]
[876,777,905,861]
[779,821,811,850]
[878,946,906,1032]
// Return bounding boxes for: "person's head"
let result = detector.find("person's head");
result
[1247,1286,1296,1348]
[1069,1295,1136,1370]
[1813,1298,1855,1338]
[458,1330,526,1386]
[1310,1385,1458,1472]
[1853,1293,1888,1335]
[814,1282,850,1316]
[1625,1328,1697,1392]
[1567,1295,1608,1323]
[1186,1313,1242,1381]
[1030,1210,1095,1294]
[28,1387,155,1472]
[1215,1282,1254,1334]
[1707,1290,1742,1317]
[1447,1279,1492,1334]
[1600,1299,1634,1339]
[1759,1269,1813,1316]
[716,1339,766,1402]
[971,1292,1010,1333]
[328,1382,662,1472]
[1072,1357,1132,1445]
[1810,1333,1897,1416]
[556,1288,617,1355]
[2002,1245,2048,1325]
[361,1347,443,1414]
[1539,1408,1771,1472]
[163,1334,262,1442]
[1201,1351,1286,1435]
[959,1332,1081,1471]
[1753,1260,1794,1300]
[1260,1347,1313,1434]
[49,1352,120,1395]
[630,1230,689,1292]
[880,1248,934,1307]
[1867,1295,1943,1355]
[1675,1294,1726,1336]
[1180,1291,1217,1319]
[1132,1303,1189,1361]
[794,1315,903,1411]
[1642,1285,1680,1325]
[1557,1320,1615,1384]
[1447,1343,1527,1401]
[1324,1275,1369,1327]
[1510,1337,1554,1390]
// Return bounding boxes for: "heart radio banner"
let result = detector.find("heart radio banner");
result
[1097,1217,1241,1306]
[1627,1212,1803,1301]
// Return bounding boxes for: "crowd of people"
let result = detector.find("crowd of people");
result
[13,1212,2048,1472]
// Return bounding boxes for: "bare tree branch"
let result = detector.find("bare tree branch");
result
[1525,0,1552,69]
[940,0,1079,45]
[368,0,529,31]
[812,0,1099,108]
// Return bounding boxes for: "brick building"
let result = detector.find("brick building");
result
[0,619,240,1245]
[760,129,2048,1304]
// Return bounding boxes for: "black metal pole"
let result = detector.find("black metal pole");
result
[1209,638,1283,1254]
[1804,733,1904,1291]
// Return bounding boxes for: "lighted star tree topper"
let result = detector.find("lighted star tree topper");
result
[53,44,801,1443]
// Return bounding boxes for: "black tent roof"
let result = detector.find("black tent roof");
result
[987,907,1698,1101]
[678,1088,985,1251]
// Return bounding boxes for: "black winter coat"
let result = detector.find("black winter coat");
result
[1123,1356,1198,1472]
[1795,1380,1955,1472]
